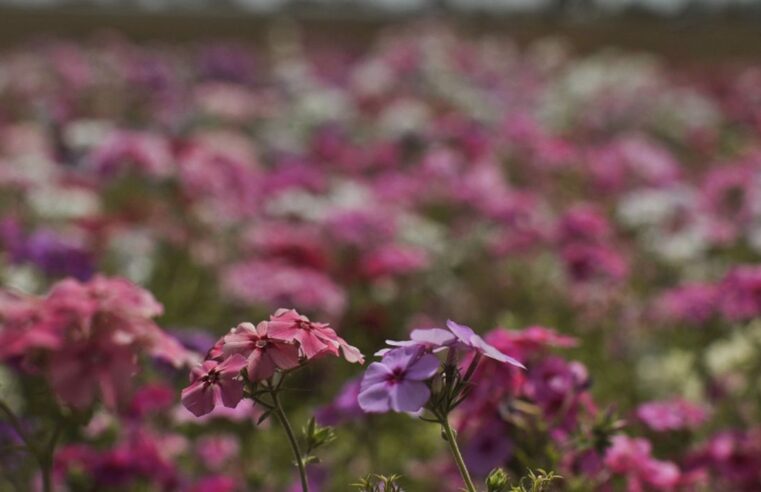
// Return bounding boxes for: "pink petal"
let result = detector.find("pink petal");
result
[218,379,244,408]
[218,354,248,375]
[181,381,215,417]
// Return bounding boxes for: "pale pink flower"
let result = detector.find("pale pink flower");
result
[181,354,247,417]
[267,308,364,363]
[222,321,300,381]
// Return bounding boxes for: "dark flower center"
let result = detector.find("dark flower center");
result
[203,369,220,386]
[386,367,406,385]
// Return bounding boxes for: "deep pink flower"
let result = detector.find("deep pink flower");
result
[181,355,247,417]
[718,265,761,321]
[222,321,300,381]
[605,435,681,491]
[654,283,720,324]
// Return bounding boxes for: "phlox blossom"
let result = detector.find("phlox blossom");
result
[222,321,301,381]
[181,355,247,417]
[358,346,440,413]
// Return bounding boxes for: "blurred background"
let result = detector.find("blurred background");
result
[1,1,761,491]
[1,0,760,59]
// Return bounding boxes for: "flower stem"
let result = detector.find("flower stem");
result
[441,416,477,492]
[269,386,309,492]
[0,399,59,492]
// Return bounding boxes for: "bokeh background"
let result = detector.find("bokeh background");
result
[1,1,761,491]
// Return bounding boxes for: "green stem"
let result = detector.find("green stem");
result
[441,416,477,492]
[0,400,58,492]
[269,386,309,492]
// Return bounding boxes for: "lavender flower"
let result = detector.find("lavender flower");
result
[358,346,440,413]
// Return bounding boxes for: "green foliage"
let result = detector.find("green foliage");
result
[301,416,337,465]
[352,473,405,492]
[486,468,561,492]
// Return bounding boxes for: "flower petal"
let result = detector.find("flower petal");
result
[389,380,430,413]
[358,381,391,413]
[405,353,441,381]
[181,381,215,417]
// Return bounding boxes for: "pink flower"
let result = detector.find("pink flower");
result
[636,399,709,432]
[181,355,247,417]
[605,435,681,491]
[221,260,346,316]
[360,244,429,279]
[195,434,240,471]
[718,265,761,321]
[654,283,720,324]
[267,308,364,363]
[0,276,193,409]
[222,321,300,381]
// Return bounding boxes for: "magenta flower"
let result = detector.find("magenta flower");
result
[446,320,525,369]
[358,346,440,413]
[181,354,247,417]
[222,321,300,381]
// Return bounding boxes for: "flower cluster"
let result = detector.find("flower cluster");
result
[0,22,760,491]
[182,309,363,417]
[359,321,523,415]
[0,275,191,409]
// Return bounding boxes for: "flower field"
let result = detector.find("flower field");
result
[1,24,761,491]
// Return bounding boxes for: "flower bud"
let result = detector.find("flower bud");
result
[485,467,510,492]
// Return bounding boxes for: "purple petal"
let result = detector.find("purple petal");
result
[446,320,477,346]
[405,353,441,381]
[473,336,525,368]
[389,380,430,413]
[380,346,421,372]
[362,362,393,385]
[358,382,391,413]
[410,328,456,347]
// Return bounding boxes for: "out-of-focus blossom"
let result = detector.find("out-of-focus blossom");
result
[0,276,193,408]
[636,399,709,432]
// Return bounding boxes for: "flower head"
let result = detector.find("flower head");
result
[181,354,247,417]
[222,321,300,381]
[358,346,440,413]
[267,308,364,363]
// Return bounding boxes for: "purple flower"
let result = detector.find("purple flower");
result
[315,378,363,426]
[446,320,525,369]
[377,327,455,356]
[358,346,440,413]
[462,420,514,477]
